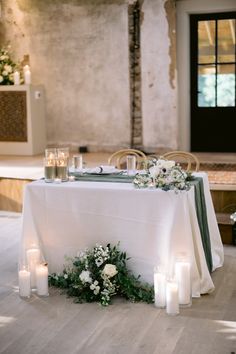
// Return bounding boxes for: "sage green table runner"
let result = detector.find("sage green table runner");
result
[70,172,212,272]
[190,177,213,273]
[71,172,135,183]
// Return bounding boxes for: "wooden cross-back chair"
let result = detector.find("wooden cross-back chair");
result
[162,151,200,172]
[108,149,147,169]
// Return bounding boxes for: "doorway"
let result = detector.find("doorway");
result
[190,12,236,152]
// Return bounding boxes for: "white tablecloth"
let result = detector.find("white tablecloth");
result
[20,172,224,297]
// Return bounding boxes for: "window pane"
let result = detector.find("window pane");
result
[217,64,235,106]
[198,20,215,64]
[198,65,216,107]
[217,19,235,63]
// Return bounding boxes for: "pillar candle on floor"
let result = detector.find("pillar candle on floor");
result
[154,267,166,308]
[26,247,40,288]
[18,268,31,297]
[175,259,191,307]
[36,263,49,296]
[166,280,179,315]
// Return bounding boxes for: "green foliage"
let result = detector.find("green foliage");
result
[49,243,154,306]
[0,46,17,85]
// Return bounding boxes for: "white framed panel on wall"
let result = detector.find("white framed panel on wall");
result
[176,0,236,151]
[0,85,46,155]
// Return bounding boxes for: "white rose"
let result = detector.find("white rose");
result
[79,270,92,283]
[149,165,160,178]
[2,70,8,76]
[4,64,12,73]
[163,160,175,169]
[102,264,118,278]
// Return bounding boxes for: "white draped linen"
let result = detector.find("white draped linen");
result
[20,172,223,297]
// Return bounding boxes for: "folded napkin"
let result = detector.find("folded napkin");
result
[84,165,120,174]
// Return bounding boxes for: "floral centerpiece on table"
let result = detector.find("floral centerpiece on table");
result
[133,157,192,192]
[0,45,18,85]
[49,243,154,306]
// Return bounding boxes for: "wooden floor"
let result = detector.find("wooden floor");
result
[0,211,236,354]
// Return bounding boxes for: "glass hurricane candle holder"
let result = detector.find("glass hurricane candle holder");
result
[56,158,68,181]
[154,266,166,308]
[36,263,49,297]
[175,254,192,307]
[45,148,57,160]
[44,157,56,183]
[26,246,41,289]
[18,266,31,298]
[166,279,179,316]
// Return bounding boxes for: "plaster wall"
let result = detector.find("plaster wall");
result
[141,0,177,153]
[0,0,131,151]
[0,0,177,152]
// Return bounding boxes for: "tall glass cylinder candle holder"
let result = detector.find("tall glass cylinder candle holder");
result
[45,148,57,160]
[26,246,41,289]
[36,263,49,296]
[166,279,179,316]
[56,158,68,181]
[175,255,192,307]
[126,155,136,176]
[18,266,31,298]
[154,266,166,308]
[44,157,56,183]
[57,147,69,161]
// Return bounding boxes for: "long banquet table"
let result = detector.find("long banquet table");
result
[20,172,224,297]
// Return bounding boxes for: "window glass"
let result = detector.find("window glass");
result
[198,65,216,107]
[198,20,215,64]
[217,64,235,106]
[218,19,235,63]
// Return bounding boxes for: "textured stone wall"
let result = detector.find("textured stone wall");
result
[0,0,177,153]
[141,0,177,153]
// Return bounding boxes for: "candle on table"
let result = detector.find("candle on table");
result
[175,259,191,307]
[24,69,31,84]
[56,158,68,181]
[13,71,20,85]
[36,263,49,296]
[18,268,31,298]
[44,157,56,183]
[154,267,166,308]
[23,64,30,73]
[166,280,179,315]
[26,247,40,288]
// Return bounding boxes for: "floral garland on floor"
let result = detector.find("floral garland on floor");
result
[133,158,192,191]
[49,243,154,306]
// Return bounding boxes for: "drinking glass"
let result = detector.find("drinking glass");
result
[126,155,136,176]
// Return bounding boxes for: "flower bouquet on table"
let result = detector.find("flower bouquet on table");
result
[133,157,192,192]
[49,243,154,306]
[0,45,18,85]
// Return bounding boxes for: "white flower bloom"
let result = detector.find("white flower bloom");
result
[149,165,160,178]
[102,264,118,278]
[79,270,92,283]
[64,274,68,279]
[0,76,3,83]
[4,64,12,73]
[95,257,104,267]
[94,286,100,295]
[2,70,8,76]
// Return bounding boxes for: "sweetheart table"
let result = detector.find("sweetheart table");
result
[19,172,224,297]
